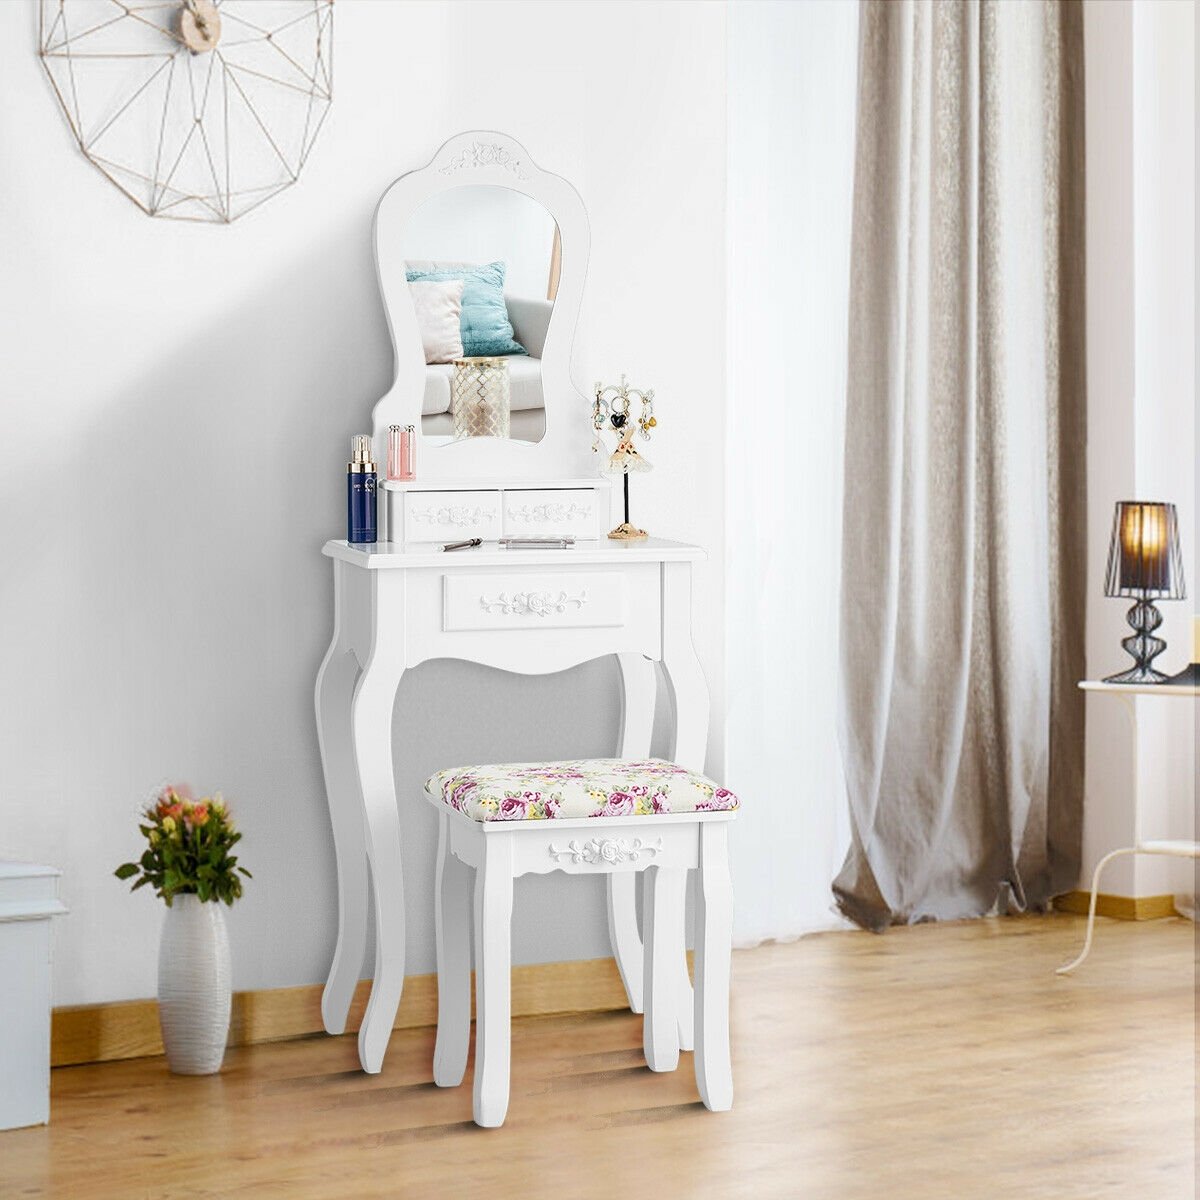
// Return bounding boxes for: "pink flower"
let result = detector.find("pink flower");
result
[697,788,738,813]
[544,796,562,819]
[188,804,209,827]
[496,797,529,821]
[450,781,478,813]
[630,785,649,797]
[604,792,635,817]
[651,792,671,814]
[159,783,194,806]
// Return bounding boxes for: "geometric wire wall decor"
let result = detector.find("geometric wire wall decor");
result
[39,0,333,223]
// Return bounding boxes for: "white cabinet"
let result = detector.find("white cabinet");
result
[0,863,67,1130]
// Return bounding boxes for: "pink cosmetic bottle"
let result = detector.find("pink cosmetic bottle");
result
[387,424,416,482]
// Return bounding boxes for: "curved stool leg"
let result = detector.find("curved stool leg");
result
[643,866,681,1073]
[433,813,472,1087]
[695,822,733,1111]
[474,834,514,1127]
[1056,846,1139,975]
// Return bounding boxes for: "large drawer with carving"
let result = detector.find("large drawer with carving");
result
[442,571,627,631]
[501,488,601,539]
[403,490,502,544]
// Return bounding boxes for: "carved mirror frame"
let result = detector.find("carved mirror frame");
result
[372,132,594,481]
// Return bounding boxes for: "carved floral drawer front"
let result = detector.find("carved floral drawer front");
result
[404,491,502,544]
[496,818,703,876]
[442,572,628,632]
[502,489,598,538]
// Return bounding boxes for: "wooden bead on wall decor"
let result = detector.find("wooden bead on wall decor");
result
[179,0,222,53]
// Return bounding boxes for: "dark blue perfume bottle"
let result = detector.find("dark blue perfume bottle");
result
[347,434,377,543]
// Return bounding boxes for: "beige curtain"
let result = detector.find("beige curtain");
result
[834,0,1087,930]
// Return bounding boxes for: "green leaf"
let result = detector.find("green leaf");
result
[130,877,150,891]
[114,863,139,880]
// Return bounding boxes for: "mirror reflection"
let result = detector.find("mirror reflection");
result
[404,185,558,444]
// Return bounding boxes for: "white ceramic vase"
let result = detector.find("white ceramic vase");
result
[157,894,231,1075]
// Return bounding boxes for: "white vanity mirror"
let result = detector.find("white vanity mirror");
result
[373,132,597,486]
[404,185,558,445]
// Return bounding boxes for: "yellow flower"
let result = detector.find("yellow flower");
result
[162,816,176,833]
[148,830,160,847]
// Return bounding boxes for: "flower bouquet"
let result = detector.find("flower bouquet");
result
[115,785,250,1074]
[115,785,250,905]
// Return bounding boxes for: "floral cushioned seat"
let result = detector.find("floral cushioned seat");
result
[424,758,740,823]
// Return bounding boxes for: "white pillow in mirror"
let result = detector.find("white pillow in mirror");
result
[409,278,465,364]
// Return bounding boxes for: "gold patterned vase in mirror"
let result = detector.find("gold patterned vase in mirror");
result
[451,357,511,439]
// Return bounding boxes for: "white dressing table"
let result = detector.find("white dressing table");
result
[314,133,710,1072]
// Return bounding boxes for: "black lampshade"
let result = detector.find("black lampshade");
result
[1103,501,1186,600]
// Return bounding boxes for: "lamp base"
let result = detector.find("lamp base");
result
[1102,664,1171,685]
[1104,596,1169,684]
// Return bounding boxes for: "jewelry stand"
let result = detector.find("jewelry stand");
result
[593,376,655,541]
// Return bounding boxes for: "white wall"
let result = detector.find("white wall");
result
[0,0,727,1006]
[725,0,858,943]
[1083,0,1196,898]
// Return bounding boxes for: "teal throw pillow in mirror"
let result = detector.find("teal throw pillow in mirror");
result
[405,261,528,358]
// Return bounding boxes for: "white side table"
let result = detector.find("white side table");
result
[0,863,67,1129]
[1057,680,1199,974]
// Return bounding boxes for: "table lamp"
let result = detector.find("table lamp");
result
[1103,500,1186,683]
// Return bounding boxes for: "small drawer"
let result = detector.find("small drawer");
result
[443,572,627,632]
[502,489,599,538]
[404,491,502,544]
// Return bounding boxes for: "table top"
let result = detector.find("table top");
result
[323,536,706,570]
[1079,680,1200,698]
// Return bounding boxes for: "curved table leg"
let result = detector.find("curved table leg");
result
[316,642,367,1035]
[661,563,710,1052]
[352,575,408,1074]
[661,563,710,776]
[608,652,656,1014]
[1056,846,1139,975]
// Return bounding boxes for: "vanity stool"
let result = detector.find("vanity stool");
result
[424,758,738,1128]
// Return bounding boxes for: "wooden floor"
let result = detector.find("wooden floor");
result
[3,914,1195,1199]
